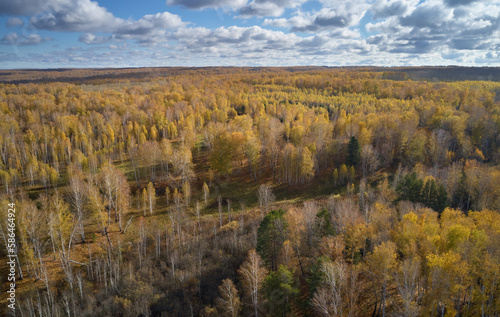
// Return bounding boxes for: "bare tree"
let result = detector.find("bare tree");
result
[139,141,161,183]
[361,144,379,179]
[312,260,346,316]
[239,200,245,232]
[173,187,182,213]
[218,195,223,227]
[215,279,241,317]
[302,201,318,248]
[67,169,87,243]
[394,257,420,317]
[327,196,361,234]
[196,200,201,233]
[115,171,130,231]
[146,182,156,216]
[312,259,359,317]
[258,183,275,218]
[238,249,268,317]
[47,192,78,314]
[100,164,118,227]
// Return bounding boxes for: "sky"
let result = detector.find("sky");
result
[0,0,499,68]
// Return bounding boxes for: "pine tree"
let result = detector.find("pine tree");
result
[347,136,360,166]
[396,173,423,204]
[257,209,287,271]
[263,265,299,316]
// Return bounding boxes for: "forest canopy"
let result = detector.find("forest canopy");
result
[0,67,499,316]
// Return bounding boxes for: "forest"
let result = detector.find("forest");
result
[0,67,499,317]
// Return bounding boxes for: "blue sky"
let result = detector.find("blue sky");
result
[0,0,499,68]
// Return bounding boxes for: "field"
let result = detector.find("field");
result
[0,67,499,317]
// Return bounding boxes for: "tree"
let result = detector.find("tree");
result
[258,184,275,218]
[139,141,160,183]
[146,182,156,216]
[427,251,470,317]
[257,209,287,271]
[202,182,209,204]
[339,164,348,185]
[396,173,423,204]
[421,178,448,214]
[100,164,122,227]
[67,169,87,242]
[451,171,468,212]
[300,147,315,183]
[263,265,299,316]
[142,188,148,217]
[311,260,347,317]
[159,138,172,177]
[215,279,241,317]
[182,181,190,206]
[302,201,319,248]
[18,198,44,283]
[397,174,448,213]
[361,144,379,179]
[209,131,234,177]
[218,195,223,227]
[171,144,194,183]
[173,187,182,213]
[238,249,268,317]
[365,241,398,317]
[394,257,420,317]
[347,136,360,166]
[349,165,355,183]
[115,170,130,231]
[86,182,107,235]
[46,193,78,311]
[245,133,262,180]
[403,130,426,166]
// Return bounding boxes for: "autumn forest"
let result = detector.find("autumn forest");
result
[0,67,499,317]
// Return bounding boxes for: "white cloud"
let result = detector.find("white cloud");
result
[0,0,49,16]
[1,0,500,66]
[9,0,186,45]
[1,32,51,45]
[174,25,300,52]
[166,0,248,10]
[370,0,416,19]
[6,17,24,27]
[264,5,366,33]
[239,0,307,18]
[79,33,114,44]
[30,0,185,34]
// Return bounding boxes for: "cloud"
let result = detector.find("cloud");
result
[370,0,415,19]
[239,0,307,18]
[399,3,452,29]
[30,0,119,32]
[166,0,247,10]
[6,17,24,27]
[22,0,186,45]
[79,33,114,44]
[265,6,365,33]
[362,0,500,57]
[2,0,500,67]
[443,0,479,7]
[173,25,301,57]
[239,2,286,17]
[1,32,51,45]
[116,12,185,35]
[0,0,48,16]
[1,32,19,44]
